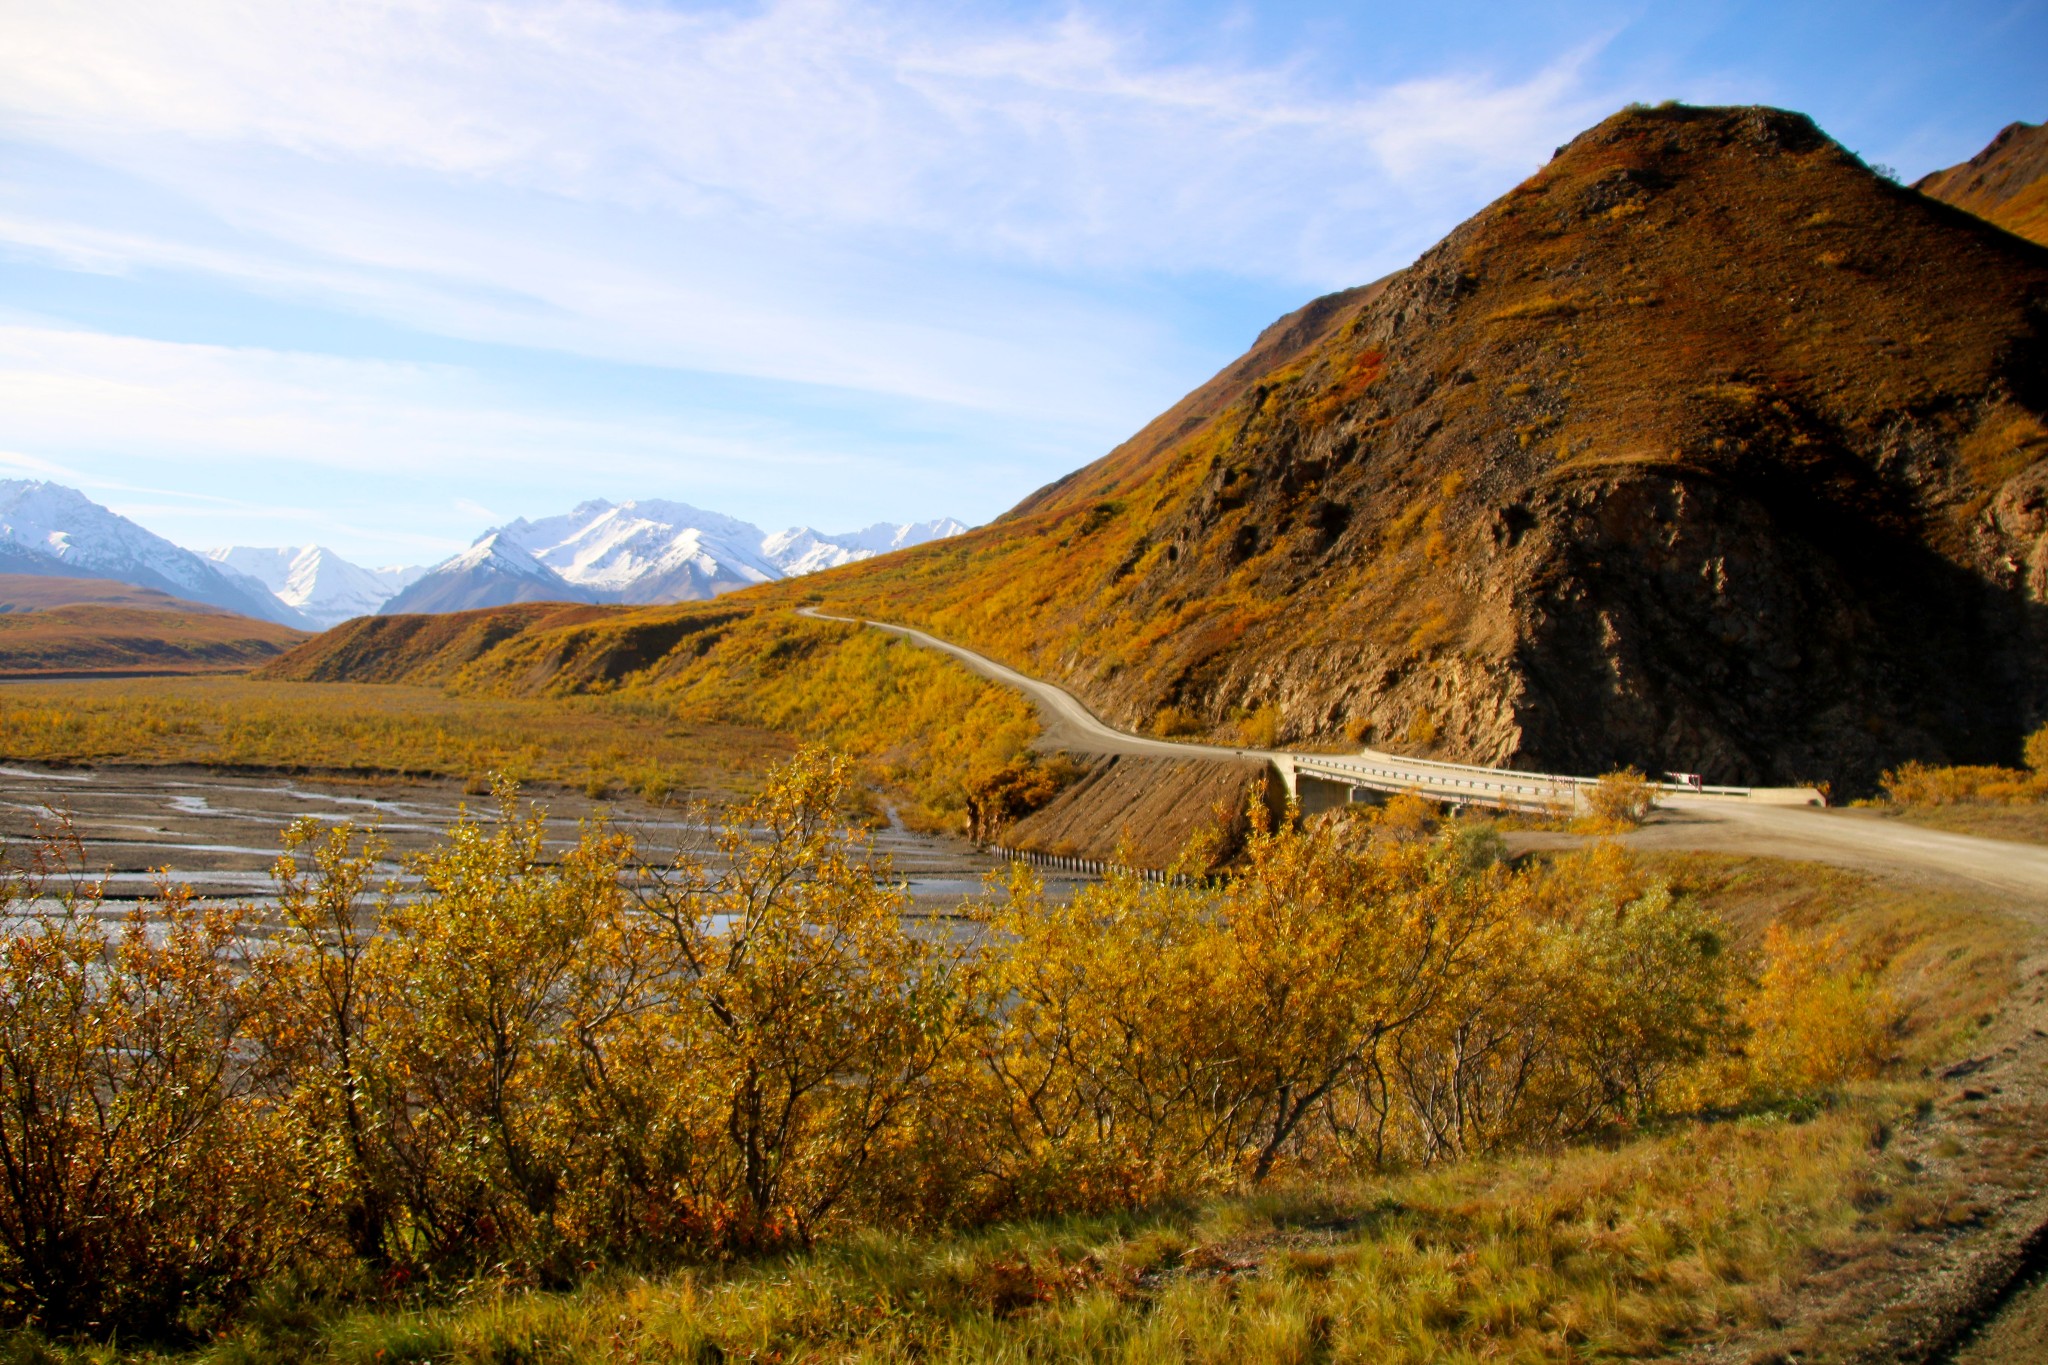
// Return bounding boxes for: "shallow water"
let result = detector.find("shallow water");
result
[0,763,1090,914]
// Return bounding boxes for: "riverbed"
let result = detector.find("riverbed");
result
[0,763,1080,916]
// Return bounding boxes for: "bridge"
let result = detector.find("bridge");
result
[796,607,1824,818]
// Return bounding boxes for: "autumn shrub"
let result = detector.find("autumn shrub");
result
[1234,703,1280,749]
[0,823,293,1336]
[1578,766,1656,831]
[628,749,971,1245]
[1874,721,2048,806]
[1880,759,2041,805]
[1369,791,1440,841]
[1733,923,1895,1098]
[961,754,1081,844]
[956,817,1742,1211]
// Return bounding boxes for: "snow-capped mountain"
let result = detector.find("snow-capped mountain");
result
[762,519,969,576]
[206,546,427,629]
[503,499,782,603]
[0,480,309,627]
[382,501,966,616]
[379,532,606,615]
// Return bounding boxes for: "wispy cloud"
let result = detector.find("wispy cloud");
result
[0,2,1617,357]
[0,1,1640,557]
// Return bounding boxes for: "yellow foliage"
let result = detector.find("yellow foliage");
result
[1371,791,1440,840]
[0,755,1942,1335]
[1881,759,2044,805]
[1578,766,1656,831]
[1235,702,1280,749]
[0,821,291,1335]
[1739,924,1894,1096]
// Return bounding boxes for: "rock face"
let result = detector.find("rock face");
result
[1916,120,2048,248]
[813,104,2048,790]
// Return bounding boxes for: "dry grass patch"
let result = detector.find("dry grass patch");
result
[25,1092,1952,1365]
[0,676,788,800]
[1868,802,2048,848]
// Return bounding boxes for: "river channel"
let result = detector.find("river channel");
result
[0,764,1084,917]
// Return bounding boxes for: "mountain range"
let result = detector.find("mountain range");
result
[0,479,963,629]
[205,546,426,630]
[0,480,305,626]
[379,502,966,615]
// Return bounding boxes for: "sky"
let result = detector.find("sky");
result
[1,0,2043,567]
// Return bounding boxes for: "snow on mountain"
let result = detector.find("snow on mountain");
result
[207,546,429,629]
[378,501,968,616]
[499,499,781,604]
[0,480,309,626]
[378,531,603,615]
[761,518,969,576]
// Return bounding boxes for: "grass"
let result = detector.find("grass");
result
[1862,802,2048,848]
[0,676,791,801]
[9,1089,1953,1364]
[247,604,1048,832]
[0,605,304,675]
[1643,850,2029,1066]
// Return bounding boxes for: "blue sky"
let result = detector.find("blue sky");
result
[1,0,2041,566]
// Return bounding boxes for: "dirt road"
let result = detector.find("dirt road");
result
[807,609,2047,900]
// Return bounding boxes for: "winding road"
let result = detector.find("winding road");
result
[800,608,2048,900]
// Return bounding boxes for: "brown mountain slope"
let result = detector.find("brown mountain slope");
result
[0,574,235,614]
[1916,120,2048,248]
[0,602,305,675]
[255,602,630,685]
[788,103,2048,789]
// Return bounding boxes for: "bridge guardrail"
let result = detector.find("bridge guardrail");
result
[1285,755,1824,811]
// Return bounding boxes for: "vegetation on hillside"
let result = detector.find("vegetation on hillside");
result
[1,746,2007,1359]
[0,603,304,674]
[255,605,1053,831]
[756,103,2048,792]
[238,102,2048,802]
[1914,118,2048,248]
[0,678,791,801]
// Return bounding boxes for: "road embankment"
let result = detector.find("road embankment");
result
[998,752,1277,869]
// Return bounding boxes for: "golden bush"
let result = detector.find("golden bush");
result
[0,823,292,1335]
[1579,767,1656,831]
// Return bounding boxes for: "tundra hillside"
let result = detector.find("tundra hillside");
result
[1917,118,2048,248]
[779,103,2048,792]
